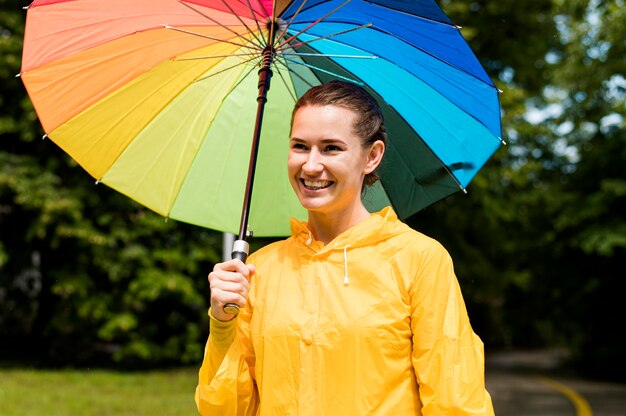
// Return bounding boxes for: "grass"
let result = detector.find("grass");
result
[0,367,199,416]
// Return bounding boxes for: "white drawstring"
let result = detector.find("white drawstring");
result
[305,231,312,245]
[343,245,350,285]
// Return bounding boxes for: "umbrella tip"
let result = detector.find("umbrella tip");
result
[42,134,47,140]
[15,73,21,78]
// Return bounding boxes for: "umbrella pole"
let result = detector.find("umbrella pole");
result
[236,47,274,248]
[224,26,278,316]
[230,45,274,263]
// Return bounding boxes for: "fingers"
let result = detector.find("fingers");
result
[208,259,255,321]
[211,280,249,304]
[213,259,254,280]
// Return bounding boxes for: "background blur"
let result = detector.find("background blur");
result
[1,0,624,394]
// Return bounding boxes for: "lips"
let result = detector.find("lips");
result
[301,179,333,190]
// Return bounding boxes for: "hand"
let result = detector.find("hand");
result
[208,259,255,322]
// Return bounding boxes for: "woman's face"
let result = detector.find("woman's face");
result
[288,105,382,216]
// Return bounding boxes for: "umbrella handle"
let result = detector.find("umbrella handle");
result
[223,240,250,316]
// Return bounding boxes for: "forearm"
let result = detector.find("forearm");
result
[200,308,237,382]
[195,307,258,416]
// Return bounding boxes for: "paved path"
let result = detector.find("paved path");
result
[485,350,626,416]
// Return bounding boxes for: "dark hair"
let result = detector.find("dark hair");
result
[291,81,387,187]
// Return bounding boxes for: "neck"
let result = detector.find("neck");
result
[307,203,371,245]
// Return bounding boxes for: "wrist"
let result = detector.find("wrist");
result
[208,307,237,347]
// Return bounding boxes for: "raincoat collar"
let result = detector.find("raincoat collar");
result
[289,206,398,255]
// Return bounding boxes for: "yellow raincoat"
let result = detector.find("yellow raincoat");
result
[196,207,494,415]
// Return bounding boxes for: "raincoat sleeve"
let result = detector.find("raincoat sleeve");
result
[409,241,494,415]
[195,305,259,415]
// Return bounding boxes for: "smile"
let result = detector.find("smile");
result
[301,179,333,190]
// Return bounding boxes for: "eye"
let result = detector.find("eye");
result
[290,141,308,150]
[325,144,342,152]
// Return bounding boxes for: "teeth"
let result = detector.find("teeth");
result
[303,180,332,190]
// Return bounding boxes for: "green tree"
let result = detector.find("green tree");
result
[540,0,626,379]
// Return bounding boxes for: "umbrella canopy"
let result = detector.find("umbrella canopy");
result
[20,0,502,237]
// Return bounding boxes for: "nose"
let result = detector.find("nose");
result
[302,149,323,174]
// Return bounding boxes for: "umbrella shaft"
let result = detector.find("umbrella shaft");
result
[238,46,275,241]
[229,43,277,317]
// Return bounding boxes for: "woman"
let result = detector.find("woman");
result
[196,81,494,415]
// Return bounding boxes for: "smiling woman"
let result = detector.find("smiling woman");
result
[196,81,495,415]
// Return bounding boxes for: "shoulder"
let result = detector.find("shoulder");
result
[377,220,455,299]
[387,218,449,260]
[382,220,455,292]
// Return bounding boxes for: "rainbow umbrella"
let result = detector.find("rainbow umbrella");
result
[20,0,503,242]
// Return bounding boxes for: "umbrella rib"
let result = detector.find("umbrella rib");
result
[280,52,377,59]
[164,25,261,50]
[242,0,268,46]
[194,55,262,82]
[272,61,298,103]
[276,0,352,49]
[279,56,363,85]
[223,60,261,97]
[439,164,467,192]
[175,52,263,60]
[274,56,317,90]
[275,0,309,43]
[269,0,279,47]
[278,22,373,51]
[253,0,272,19]
[178,0,265,50]
[210,0,266,47]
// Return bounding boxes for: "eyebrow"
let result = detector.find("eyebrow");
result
[290,137,348,145]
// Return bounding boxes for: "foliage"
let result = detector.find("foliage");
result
[0,148,221,366]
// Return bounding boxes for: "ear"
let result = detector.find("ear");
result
[363,140,385,175]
